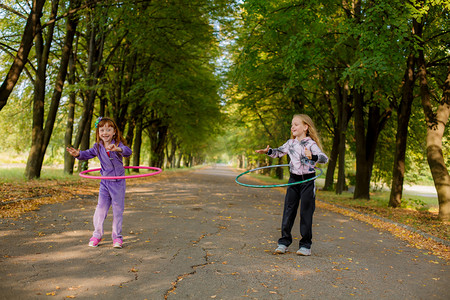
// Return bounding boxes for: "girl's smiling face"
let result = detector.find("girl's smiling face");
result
[291,116,308,139]
[98,124,116,144]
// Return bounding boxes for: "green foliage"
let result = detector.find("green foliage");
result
[0,92,33,153]
[224,0,449,191]
[0,167,79,182]
[0,0,233,169]
[401,197,428,211]
[0,0,448,186]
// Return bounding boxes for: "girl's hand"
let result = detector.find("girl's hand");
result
[66,146,80,157]
[255,145,270,154]
[106,144,122,152]
[304,147,312,159]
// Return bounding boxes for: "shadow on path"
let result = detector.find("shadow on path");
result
[0,166,448,299]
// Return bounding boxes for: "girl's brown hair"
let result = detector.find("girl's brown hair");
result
[95,117,127,146]
[292,114,323,151]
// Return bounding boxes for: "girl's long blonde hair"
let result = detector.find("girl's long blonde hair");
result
[292,114,323,151]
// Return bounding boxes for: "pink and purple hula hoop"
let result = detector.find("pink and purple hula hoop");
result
[79,166,162,180]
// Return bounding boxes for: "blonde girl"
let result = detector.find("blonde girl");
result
[256,114,328,256]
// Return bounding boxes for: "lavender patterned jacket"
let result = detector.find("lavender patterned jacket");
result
[77,140,132,180]
[267,137,328,175]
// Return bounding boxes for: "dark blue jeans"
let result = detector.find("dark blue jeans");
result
[278,173,316,249]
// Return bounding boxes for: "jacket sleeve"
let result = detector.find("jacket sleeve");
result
[119,142,132,158]
[267,140,290,158]
[310,143,328,164]
[77,144,98,160]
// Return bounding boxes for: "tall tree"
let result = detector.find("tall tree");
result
[64,49,77,174]
[389,52,416,207]
[26,0,81,179]
[0,0,46,111]
[25,0,60,179]
[415,0,450,220]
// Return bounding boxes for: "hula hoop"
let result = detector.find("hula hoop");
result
[235,164,323,188]
[79,166,162,180]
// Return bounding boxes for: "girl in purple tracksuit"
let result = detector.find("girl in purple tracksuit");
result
[67,117,132,249]
[256,114,328,256]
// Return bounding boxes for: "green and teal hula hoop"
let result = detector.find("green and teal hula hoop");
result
[235,164,323,188]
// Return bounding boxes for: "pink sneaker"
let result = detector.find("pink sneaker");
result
[113,238,123,249]
[88,237,101,247]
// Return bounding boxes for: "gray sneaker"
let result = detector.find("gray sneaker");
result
[296,247,311,256]
[274,244,288,254]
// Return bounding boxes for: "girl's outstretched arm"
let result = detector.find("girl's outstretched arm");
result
[255,145,270,154]
[66,147,80,157]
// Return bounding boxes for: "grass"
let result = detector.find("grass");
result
[0,167,81,182]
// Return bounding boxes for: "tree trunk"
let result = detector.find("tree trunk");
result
[78,110,93,172]
[183,154,191,168]
[99,92,107,118]
[186,154,192,167]
[336,81,350,194]
[25,0,59,180]
[124,117,136,167]
[176,152,182,168]
[132,117,143,169]
[166,137,177,169]
[354,88,392,199]
[73,20,104,150]
[64,51,77,174]
[0,0,46,111]
[150,124,168,168]
[353,89,368,199]
[389,50,416,207]
[26,0,81,179]
[323,125,339,191]
[275,157,283,180]
[39,0,80,169]
[418,52,450,221]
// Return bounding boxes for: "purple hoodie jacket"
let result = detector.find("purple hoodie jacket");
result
[77,140,132,179]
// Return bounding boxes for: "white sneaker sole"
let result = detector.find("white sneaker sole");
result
[274,247,287,254]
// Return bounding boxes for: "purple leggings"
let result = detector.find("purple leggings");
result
[92,179,126,241]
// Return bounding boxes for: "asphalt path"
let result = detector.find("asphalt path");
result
[0,166,448,299]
